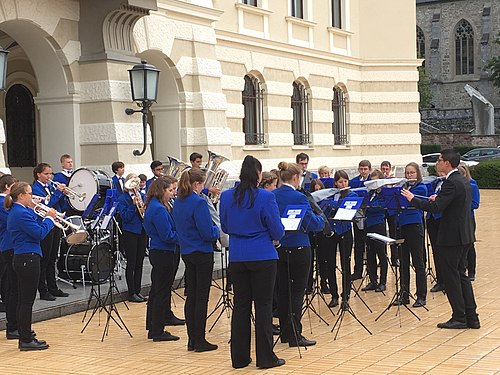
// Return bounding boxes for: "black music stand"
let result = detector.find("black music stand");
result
[207,247,234,332]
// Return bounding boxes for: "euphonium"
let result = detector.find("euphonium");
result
[124,176,145,218]
[165,156,190,178]
[203,150,229,204]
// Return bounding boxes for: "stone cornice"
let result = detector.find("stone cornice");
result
[156,0,223,26]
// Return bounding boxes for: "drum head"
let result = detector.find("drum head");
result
[66,230,88,245]
[89,242,114,283]
[68,168,98,212]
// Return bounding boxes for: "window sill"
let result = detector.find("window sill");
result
[327,26,354,36]
[242,146,271,151]
[292,145,314,150]
[235,3,273,16]
[332,144,350,150]
[285,16,317,28]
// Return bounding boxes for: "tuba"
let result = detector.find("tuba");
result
[203,150,229,204]
[165,156,191,178]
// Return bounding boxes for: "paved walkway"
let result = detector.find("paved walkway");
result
[0,190,499,374]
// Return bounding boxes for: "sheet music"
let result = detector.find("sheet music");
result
[333,197,363,221]
[367,232,402,244]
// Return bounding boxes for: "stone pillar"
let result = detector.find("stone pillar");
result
[0,118,8,171]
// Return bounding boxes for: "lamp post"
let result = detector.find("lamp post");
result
[125,60,160,156]
[0,46,9,90]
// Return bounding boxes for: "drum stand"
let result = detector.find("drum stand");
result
[207,247,233,332]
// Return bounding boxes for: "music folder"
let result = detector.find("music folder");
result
[367,232,404,245]
[333,196,363,221]
[281,204,308,231]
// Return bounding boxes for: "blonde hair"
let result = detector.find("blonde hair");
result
[277,162,301,183]
[178,169,206,200]
[4,182,30,210]
[318,165,330,176]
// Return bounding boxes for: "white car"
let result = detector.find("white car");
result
[422,153,478,168]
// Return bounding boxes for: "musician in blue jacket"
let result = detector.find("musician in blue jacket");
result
[220,156,285,369]
[395,162,428,308]
[172,168,219,352]
[117,173,147,303]
[349,159,372,279]
[6,181,57,351]
[317,170,357,308]
[52,154,78,216]
[146,160,164,191]
[0,175,18,339]
[273,161,324,348]
[32,163,68,301]
[361,170,388,293]
[143,176,181,342]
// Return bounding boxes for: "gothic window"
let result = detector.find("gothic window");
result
[242,75,265,145]
[242,0,257,6]
[291,81,310,145]
[5,84,36,168]
[332,86,348,145]
[291,0,304,19]
[417,26,425,58]
[455,20,474,75]
[332,0,342,28]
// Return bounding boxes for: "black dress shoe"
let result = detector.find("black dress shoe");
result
[468,274,476,281]
[6,330,19,339]
[34,338,47,345]
[392,298,409,306]
[50,289,69,297]
[289,335,316,347]
[320,282,330,294]
[437,319,468,329]
[467,319,480,329]
[233,359,252,369]
[430,283,445,293]
[361,282,378,292]
[375,284,386,292]
[187,339,194,351]
[258,358,285,369]
[328,297,339,308]
[412,298,426,308]
[351,273,363,280]
[165,316,185,326]
[137,293,148,301]
[272,324,280,336]
[128,294,144,303]
[194,340,218,352]
[152,332,180,341]
[40,292,56,301]
[19,340,49,351]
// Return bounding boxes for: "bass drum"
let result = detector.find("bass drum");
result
[63,242,114,283]
[67,168,112,212]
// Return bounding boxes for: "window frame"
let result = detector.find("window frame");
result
[242,74,266,146]
[291,81,310,146]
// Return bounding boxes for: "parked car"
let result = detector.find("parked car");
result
[461,148,500,162]
[422,153,479,168]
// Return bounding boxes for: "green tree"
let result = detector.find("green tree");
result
[486,33,500,89]
[418,63,432,109]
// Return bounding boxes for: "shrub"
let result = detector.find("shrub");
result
[426,165,437,176]
[421,144,441,155]
[471,159,500,188]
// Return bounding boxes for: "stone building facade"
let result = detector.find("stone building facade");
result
[0,0,421,181]
[416,0,500,132]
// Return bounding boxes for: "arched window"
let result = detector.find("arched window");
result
[5,84,36,167]
[291,81,309,145]
[455,20,474,75]
[332,86,348,145]
[416,26,425,58]
[242,75,265,145]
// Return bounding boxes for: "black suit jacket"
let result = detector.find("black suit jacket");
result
[410,171,474,247]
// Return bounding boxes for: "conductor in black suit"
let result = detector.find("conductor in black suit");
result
[401,149,479,329]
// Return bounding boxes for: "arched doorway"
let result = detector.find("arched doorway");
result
[5,84,36,168]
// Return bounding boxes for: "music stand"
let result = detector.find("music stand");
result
[207,247,234,332]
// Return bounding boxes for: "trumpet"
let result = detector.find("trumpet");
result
[124,176,145,218]
[48,179,86,202]
[31,201,81,232]
[32,194,50,202]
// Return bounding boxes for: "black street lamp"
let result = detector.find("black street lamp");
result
[0,46,9,90]
[125,60,160,156]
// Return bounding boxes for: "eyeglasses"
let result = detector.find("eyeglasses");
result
[436,158,444,163]
[154,167,164,171]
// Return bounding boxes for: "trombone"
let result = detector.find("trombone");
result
[48,179,86,202]
[31,201,81,232]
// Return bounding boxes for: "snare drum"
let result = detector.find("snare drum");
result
[63,241,114,283]
[64,216,88,245]
[68,168,112,212]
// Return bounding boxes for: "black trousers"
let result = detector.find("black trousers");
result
[182,252,214,346]
[146,249,176,336]
[400,223,427,300]
[123,231,147,297]
[426,216,443,284]
[439,244,477,322]
[306,233,328,290]
[13,252,40,343]
[1,249,18,331]
[319,230,353,301]
[467,217,477,277]
[229,260,277,368]
[366,223,388,285]
[277,246,310,339]
[352,224,366,276]
[39,227,61,294]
